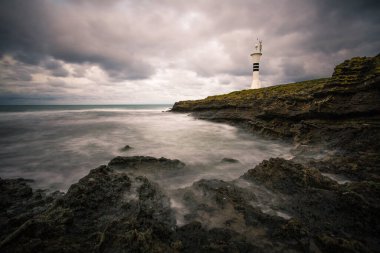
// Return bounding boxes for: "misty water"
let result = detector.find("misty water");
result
[0,105,293,192]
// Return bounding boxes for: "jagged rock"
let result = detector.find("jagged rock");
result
[1,155,380,252]
[240,158,380,252]
[0,164,177,253]
[242,158,337,194]
[0,178,64,246]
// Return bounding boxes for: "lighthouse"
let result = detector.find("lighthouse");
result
[250,39,263,89]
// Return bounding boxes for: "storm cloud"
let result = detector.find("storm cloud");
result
[0,0,379,104]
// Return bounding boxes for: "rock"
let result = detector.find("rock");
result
[1,155,380,252]
[315,234,370,253]
[240,158,380,252]
[175,221,257,253]
[242,158,337,194]
[220,157,240,163]
[0,164,177,253]
[120,145,132,151]
[108,156,186,171]
[0,178,64,245]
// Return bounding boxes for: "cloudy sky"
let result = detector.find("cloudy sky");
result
[0,0,379,104]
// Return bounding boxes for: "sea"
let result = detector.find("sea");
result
[0,104,293,191]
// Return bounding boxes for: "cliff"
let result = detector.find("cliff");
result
[172,55,380,181]
[172,55,379,139]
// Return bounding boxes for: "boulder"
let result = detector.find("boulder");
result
[120,145,132,151]
[220,158,240,164]
[242,158,337,194]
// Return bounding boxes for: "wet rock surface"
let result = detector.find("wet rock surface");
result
[0,163,177,253]
[243,158,380,252]
[0,177,64,246]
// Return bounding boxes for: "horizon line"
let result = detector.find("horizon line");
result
[0,103,174,106]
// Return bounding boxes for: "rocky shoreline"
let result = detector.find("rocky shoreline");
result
[1,156,379,252]
[1,55,379,252]
[172,55,380,182]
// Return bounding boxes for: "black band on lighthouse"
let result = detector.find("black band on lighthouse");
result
[253,63,259,72]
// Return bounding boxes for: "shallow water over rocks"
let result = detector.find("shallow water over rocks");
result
[0,105,292,191]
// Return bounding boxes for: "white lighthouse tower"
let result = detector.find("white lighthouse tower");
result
[250,39,263,89]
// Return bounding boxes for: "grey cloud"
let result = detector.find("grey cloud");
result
[42,58,69,77]
[2,68,33,82]
[0,0,155,80]
[50,67,69,78]
[0,0,50,61]
[281,59,306,80]
[0,56,34,82]
[0,92,59,105]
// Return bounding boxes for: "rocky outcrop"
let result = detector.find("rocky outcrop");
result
[242,158,337,194]
[172,55,380,181]
[108,156,186,171]
[120,145,132,151]
[172,56,379,123]
[0,162,178,253]
[0,178,64,247]
[220,157,240,163]
[242,158,380,252]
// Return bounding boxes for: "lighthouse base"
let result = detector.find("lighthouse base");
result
[251,79,261,89]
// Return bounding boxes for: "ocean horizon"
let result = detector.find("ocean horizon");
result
[0,104,173,113]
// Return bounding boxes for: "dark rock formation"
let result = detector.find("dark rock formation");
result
[120,145,132,151]
[220,157,240,164]
[0,178,64,250]
[109,156,186,171]
[1,155,380,252]
[242,158,337,194]
[242,158,380,252]
[0,163,177,253]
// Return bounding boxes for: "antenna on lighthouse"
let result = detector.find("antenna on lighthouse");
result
[250,38,263,89]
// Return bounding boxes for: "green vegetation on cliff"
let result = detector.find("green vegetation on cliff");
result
[174,78,329,110]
